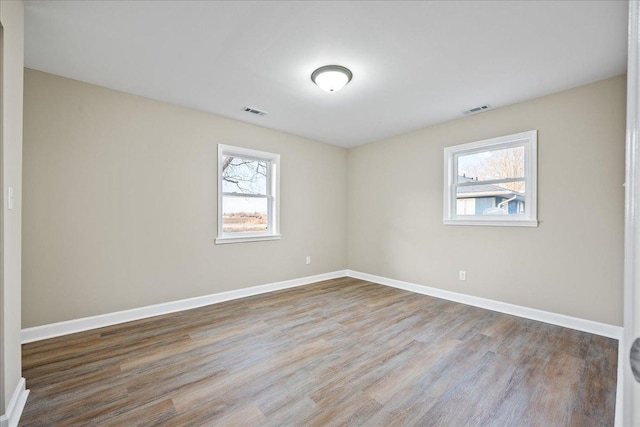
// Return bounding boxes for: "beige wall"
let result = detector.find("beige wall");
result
[22,69,347,328]
[348,76,626,326]
[22,69,625,329]
[1,0,24,414]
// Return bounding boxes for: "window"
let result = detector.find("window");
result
[216,144,280,244]
[443,130,537,227]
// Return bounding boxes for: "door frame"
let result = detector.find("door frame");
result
[624,1,640,426]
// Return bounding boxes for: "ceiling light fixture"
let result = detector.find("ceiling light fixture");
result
[311,65,353,93]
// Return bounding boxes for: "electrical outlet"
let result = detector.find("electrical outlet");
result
[306,256,311,265]
[459,270,466,281]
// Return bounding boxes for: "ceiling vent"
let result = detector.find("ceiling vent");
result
[462,104,492,115]
[242,106,268,117]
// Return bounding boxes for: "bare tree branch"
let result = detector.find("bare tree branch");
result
[221,156,267,194]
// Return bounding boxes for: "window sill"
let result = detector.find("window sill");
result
[443,219,538,227]
[215,234,282,245]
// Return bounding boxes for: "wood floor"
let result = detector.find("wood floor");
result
[20,277,618,426]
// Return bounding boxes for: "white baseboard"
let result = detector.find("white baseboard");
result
[0,378,29,427]
[24,268,623,343]
[346,270,623,339]
[21,270,348,343]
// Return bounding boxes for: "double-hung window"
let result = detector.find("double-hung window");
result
[216,144,280,244]
[443,130,538,227]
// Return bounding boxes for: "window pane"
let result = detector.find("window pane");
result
[222,196,268,233]
[456,181,525,216]
[222,156,268,195]
[458,146,524,181]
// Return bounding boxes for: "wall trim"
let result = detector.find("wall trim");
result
[21,270,348,344]
[24,269,623,343]
[346,270,623,339]
[0,378,29,427]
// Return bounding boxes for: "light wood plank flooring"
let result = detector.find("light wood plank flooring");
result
[20,277,618,426]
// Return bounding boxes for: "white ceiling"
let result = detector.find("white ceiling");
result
[24,1,628,148]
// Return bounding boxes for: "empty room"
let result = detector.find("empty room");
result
[1,0,640,426]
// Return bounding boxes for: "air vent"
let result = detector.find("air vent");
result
[242,106,268,117]
[462,104,492,115]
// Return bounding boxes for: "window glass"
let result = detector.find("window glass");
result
[456,181,526,216]
[457,146,525,180]
[222,157,268,195]
[222,196,268,233]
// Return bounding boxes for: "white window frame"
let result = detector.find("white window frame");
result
[443,130,538,227]
[215,144,281,244]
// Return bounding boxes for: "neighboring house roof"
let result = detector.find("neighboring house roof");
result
[457,176,524,200]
